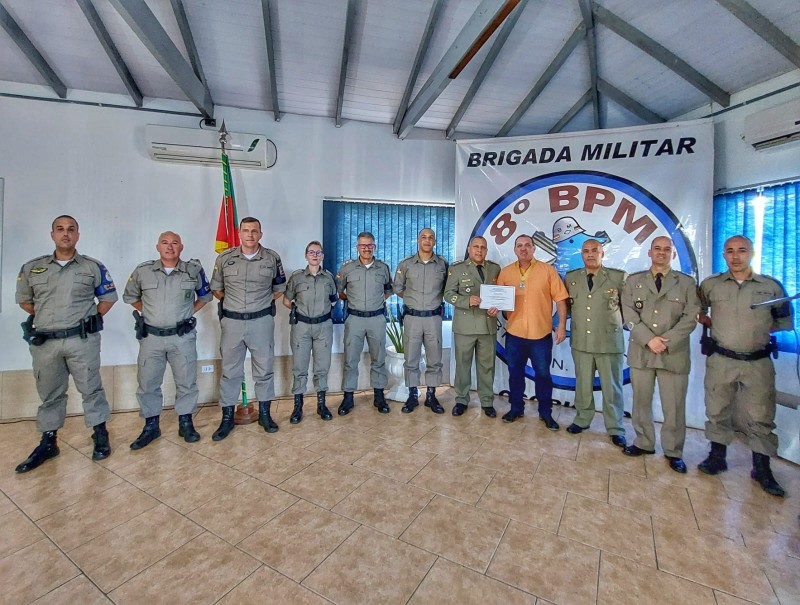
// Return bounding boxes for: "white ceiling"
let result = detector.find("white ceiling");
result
[1,0,799,137]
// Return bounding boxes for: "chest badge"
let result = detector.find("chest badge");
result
[635,301,644,309]
[30,267,48,274]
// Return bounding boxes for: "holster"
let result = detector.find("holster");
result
[289,305,298,325]
[176,317,196,336]
[21,315,46,346]
[700,325,714,356]
[133,310,148,340]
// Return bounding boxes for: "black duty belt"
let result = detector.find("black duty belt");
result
[712,341,772,361]
[34,314,103,341]
[222,303,275,320]
[35,324,85,340]
[296,311,332,324]
[404,306,443,318]
[145,324,179,336]
[348,307,385,318]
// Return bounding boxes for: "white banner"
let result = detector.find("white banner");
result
[455,120,714,428]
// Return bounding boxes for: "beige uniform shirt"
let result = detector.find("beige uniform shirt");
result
[337,259,393,312]
[393,253,448,311]
[284,268,338,317]
[211,245,286,312]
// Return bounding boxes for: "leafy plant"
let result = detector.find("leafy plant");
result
[386,308,403,353]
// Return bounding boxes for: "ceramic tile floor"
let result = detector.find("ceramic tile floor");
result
[1,388,799,605]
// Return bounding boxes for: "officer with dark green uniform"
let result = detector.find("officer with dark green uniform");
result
[283,241,338,423]
[393,228,449,414]
[697,235,794,497]
[123,231,212,449]
[621,236,700,473]
[337,231,393,415]
[15,215,117,473]
[211,217,286,440]
[564,239,627,447]
[444,236,501,416]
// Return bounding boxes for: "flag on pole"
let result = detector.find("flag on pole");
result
[214,148,240,253]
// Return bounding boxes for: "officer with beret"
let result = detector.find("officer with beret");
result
[123,231,212,449]
[393,228,449,414]
[336,231,393,415]
[15,215,117,473]
[564,239,628,447]
[444,236,501,416]
[697,235,794,497]
[211,217,286,439]
[282,241,338,423]
[621,236,700,473]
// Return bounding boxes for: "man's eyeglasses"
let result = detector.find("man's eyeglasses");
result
[307,250,324,257]
[357,244,376,250]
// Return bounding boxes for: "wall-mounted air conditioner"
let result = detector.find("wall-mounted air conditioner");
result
[145,125,277,169]
[743,99,800,151]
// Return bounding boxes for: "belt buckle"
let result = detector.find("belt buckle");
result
[242,313,251,320]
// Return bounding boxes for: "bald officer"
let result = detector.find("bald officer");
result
[337,231,393,415]
[123,231,212,449]
[698,235,793,497]
[282,241,338,423]
[15,215,117,473]
[564,239,627,447]
[393,228,449,414]
[621,236,700,473]
[444,236,501,417]
[211,217,286,439]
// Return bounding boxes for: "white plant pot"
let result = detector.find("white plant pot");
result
[384,345,426,402]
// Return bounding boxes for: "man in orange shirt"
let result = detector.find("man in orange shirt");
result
[497,234,569,427]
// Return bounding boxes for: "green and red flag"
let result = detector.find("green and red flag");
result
[214,149,240,253]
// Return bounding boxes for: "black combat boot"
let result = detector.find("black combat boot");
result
[212,405,235,441]
[317,391,333,421]
[291,394,304,424]
[698,442,728,475]
[258,401,279,433]
[130,416,161,450]
[338,391,355,416]
[751,452,785,497]
[424,387,445,414]
[15,430,59,473]
[178,414,201,443]
[374,388,390,414]
[402,387,419,414]
[92,422,111,460]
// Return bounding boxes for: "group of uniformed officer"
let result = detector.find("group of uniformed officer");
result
[13,216,794,497]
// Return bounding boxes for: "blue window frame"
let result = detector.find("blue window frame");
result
[322,199,455,323]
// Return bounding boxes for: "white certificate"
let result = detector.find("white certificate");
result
[479,285,515,311]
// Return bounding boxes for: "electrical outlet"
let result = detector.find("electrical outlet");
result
[201,365,214,374]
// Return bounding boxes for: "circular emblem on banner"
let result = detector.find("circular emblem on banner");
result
[470,170,698,391]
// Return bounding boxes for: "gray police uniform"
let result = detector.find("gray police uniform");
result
[337,259,393,391]
[621,269,700,457]
[211,245,286,405]
[699,271,793,456]
[16,252,117,432]
[444,259,501,407]
[393,253,448,387]
[284,267,338,394]
[123,259,212,418]
[565,267,627,435]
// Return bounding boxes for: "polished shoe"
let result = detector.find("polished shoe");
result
[483,406,497,418]
[338,392,355,416]
[667,456,687,473]
[540,416,559,431]
[698,442,728,475]
[751,452,785,497]
[290,394,304,424]
[424,387,445,414]
[130,416,161,450]
[316,391,333,421]
[452,402,468,417]
[566,423,585,434]
[259,401,279,433]
[178,414,201,443]
[402,387,419,414]
[623,445,655,457]
[92,422,111,460]
[212,405,236,441]
[610,435,627,448]
[15,430,59,473]
[502,410,522,423]
[374,389,390,414]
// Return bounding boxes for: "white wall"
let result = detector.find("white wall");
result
[0,96,455,371]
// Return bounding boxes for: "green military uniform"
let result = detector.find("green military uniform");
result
[284,267,338,394]
[16,252,118,432]
[699,271,793,456]
[211,245,286,405]
[444,258,501,408]
[621,269,700,457]
[337,258,393,391]
[123,259,212,418]
[565,266,627,435]
[393,253,449,387]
